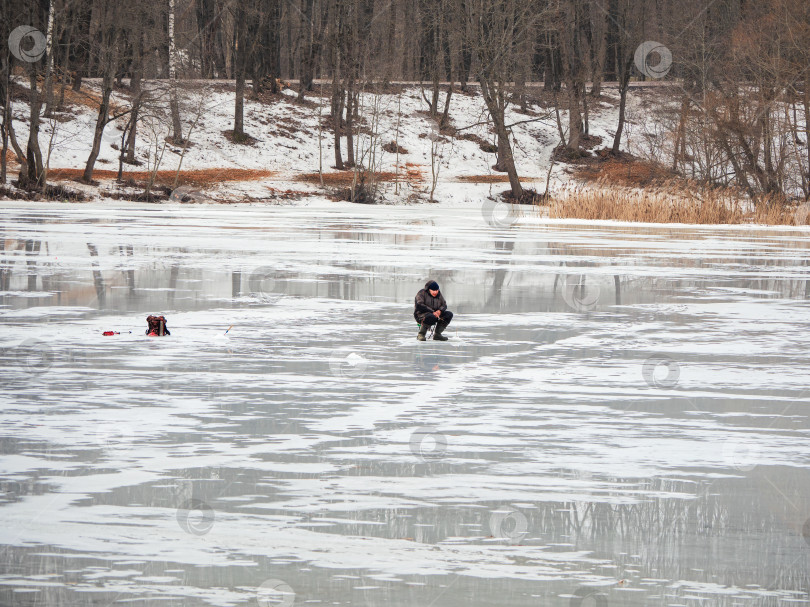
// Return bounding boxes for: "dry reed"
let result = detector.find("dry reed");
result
[549,185,810,226]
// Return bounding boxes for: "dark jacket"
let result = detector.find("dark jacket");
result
[414,281,447,322]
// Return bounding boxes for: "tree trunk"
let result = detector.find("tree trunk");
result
[125,86,141,163]
[195,0,219,78]
[213,0,228,77]
[0,40,10,185]
[440,85,453,128]
[233,2,247,136]
[590,11,608,97]
[22,73,45,188]
[82,73,113,182]
[612,82,628,154]
[561,0,587,151]
[332,84,344,169]
[611,54,633,154]
[804,80,810,199]
[494,131,509,172]
[383,0,397,86]
[345,82,355,166]
[168,0,183,142]
[298,0,317,99]
[42,0,56,117]
[496,121,522,199]
[68,0,92,93]
[4,58,27,183]
[234,74,245,135]
[480,77,523,199]
[582,85,589,134]
[7,114,27,185]
[567,82,583,150]
[251,0,282,95]
[459,0,472,91]
[125,29,143,164]
[673,95,689,170]
[329,0,344,170]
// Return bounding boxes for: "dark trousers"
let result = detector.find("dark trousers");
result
[418,311,453,327]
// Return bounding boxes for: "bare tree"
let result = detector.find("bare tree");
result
[168,0,183,143]
[82,0,130,182]
[233,0,248,138]
[466,0,537,199]
[609,0,643,155]
[327,0,346,169]
[250,0,282,95]
[4,0,51,189]
[298,0,326,100]
[559,0,589,152]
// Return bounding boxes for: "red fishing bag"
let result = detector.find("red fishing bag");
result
[146,315,170,336]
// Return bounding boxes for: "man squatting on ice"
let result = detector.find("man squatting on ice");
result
[414,280,453,341]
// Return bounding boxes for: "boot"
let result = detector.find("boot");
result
[433,322,449,341]
[417,323,429,341]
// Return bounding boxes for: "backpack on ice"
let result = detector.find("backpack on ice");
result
[146,315,170,336]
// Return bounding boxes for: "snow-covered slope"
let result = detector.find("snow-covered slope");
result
[6,80,630,205]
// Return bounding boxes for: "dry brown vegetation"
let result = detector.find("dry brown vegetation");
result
[575,154,680,188]
[47,167,276,187]
[550,186,810,226]
[382,141,408,154]
[568,153,810,225]
[456,175,539,184]
[297,164,424,187]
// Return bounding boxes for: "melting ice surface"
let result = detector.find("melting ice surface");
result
[1,200,810,606]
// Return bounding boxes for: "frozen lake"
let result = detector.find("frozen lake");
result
[1,200,810,606]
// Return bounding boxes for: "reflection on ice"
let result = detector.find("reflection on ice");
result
[1,202,810,606]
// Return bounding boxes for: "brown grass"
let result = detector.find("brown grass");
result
[456,175,539,184]
[48,167,275,187]
[550,186,810,226]
[576,154,678,188]
[753,196,810,226]
[550,187,745,223]
[58,84,128,114]
[297,164,424,186]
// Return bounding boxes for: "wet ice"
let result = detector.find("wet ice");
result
[1,201,810,606]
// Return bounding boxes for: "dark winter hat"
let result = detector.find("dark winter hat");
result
[427,281,440,291]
